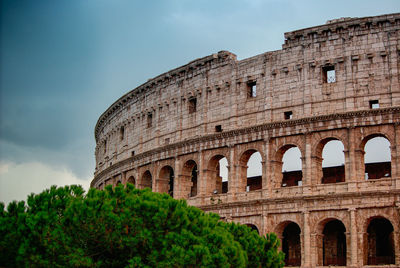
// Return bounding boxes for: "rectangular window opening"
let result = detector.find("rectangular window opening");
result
[147,113,153,128]
[369,100,379,109]
[188,98,197,114]
[247,81,257,98]
[215,125,222,132]
[104,140,107,153]
[131,151,135,157]
[284,111,293,120]
[322,65,336,83]
[120,126,125,141]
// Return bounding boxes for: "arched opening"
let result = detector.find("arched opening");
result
[364,136,391,180]
[141,170,152,190]
[207,155,229,194]
[281,146,302,187]
[366,217,395,265]
[159,166,174,197]
[182,160,198,198]
[127,176,136,187]
[282,222,301,266]
[322,219,346,266]
[321,139,345,184]
[239,150,262,192]
[245,224,259,234]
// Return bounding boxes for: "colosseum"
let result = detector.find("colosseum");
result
[91,13,400,267]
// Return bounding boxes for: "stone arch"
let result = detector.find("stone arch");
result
[141,170,152,190]
[316,218,347,266]
[158,165,174,197]
[364,216,395,265]
[314,137,346,184]
[275,144,303,188]
[181,160,198,198]
[361,134,392,180]
[206,154,229,195]
[275,221,302,267]
[245,223,260,234]
[238,149,263,192]
[126,175,136,187]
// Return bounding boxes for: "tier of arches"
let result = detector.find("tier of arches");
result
[269,216,397,267]
[104,132,394,198]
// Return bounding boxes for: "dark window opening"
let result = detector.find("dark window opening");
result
[104,140,107,153]
[215,125,222,132]
[322,65,336,83]
[188,98,197,114]
[120,126,125,141]
[284,111,293,120]
[247,81,257,98]
[131,151,135,157]
[369,100,379,109]
[147,113,153,128]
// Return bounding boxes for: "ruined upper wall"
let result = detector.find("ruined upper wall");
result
[94,13,400,175]
[283,13,400,49]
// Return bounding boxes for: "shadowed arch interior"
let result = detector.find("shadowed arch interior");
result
[366,217,395,265]
[321,219,346,266]
[141,170,152,190]
[127,176,136,187]
[182,160,198,197]
[282,222,301,267]
[159,166,174,197]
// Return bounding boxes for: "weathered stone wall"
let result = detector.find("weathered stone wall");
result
[92,13,400,267]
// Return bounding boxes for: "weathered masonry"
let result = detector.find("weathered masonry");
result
[92,13,400,267]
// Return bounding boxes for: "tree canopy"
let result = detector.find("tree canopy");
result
[0,184,284,267]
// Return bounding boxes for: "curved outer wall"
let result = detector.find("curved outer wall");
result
[92,14,400,267]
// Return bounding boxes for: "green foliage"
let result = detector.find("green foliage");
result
[0,184,284,267]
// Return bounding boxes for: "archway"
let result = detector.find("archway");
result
[282,222,301,266]
[182,160,198,198]
[245,224,259,234]
[239,150,262,192]
[159,166,174,197]
[127,176,136,187]
[364,136,391,180]
[207,155,229,194]
[281,146,302,187]
[141,170,152,190]
[366,217,395,265]
[321,219,346,266]
[320,139,345,184]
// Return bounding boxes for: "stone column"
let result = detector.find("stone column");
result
[303,211,311,267]
[302,133,315,194]
[394,123,400,186]
[349,208,358,267]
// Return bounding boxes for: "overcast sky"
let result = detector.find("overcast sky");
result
[1,0,398,205]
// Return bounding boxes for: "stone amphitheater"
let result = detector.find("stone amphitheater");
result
[91,13,400,267]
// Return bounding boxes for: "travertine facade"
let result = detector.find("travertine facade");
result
[92,13,400,267]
